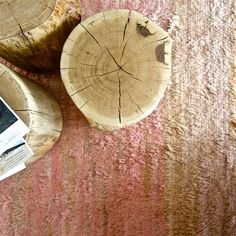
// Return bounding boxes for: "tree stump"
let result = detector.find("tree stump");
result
[0,64,63,164]
[0,0,81,72]
[61,9,172,131]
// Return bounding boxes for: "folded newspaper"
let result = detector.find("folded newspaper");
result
[0,97,33,180]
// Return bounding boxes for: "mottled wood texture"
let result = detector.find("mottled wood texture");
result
[61,9,171,131]
[0,0,235,235]
[0,0,81,72]
[0,64,63,164]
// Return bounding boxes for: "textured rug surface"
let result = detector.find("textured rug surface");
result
[0,0,235,235]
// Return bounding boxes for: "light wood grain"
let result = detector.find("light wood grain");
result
[61,9,172,131]
[0,0,81,72]
[0,64,63,164]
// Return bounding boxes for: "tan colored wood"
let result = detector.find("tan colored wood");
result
[0,0,81,72]
[0,64,63,164]
[61,9,172,131]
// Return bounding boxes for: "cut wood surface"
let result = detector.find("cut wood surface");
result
[0,64,63,164]
[0,0,81,72]
[61,9,172,131]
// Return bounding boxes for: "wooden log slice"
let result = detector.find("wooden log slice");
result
[61,9,172,131]
[0,64,63,164]
[0,0,81,72]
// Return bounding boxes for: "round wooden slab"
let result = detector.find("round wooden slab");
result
[0,0,55,39]
[61,9,172,131]
[0,0,81,72]
[0,64,63,164]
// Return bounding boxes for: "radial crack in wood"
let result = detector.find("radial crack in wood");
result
[122,10,131,41]
[60,9,172,131]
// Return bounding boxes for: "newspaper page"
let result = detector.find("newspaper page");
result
[0,138,33,177]
[0,162,26,181]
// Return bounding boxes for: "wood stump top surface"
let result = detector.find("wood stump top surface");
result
[0,0,56,39]
[61,9,172,131]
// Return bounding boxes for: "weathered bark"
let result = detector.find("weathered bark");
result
[0,0,81,72]
[60,9,172,131]
[0,64,63,164]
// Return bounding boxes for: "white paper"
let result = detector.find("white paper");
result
[0,162,26,181]
[0,138,33,176]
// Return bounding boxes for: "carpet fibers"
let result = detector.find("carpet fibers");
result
[0,0,235,235]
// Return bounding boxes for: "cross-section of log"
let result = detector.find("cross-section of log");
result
[0,0,81,72]
[0,64,63,164]
[61,9,172,131]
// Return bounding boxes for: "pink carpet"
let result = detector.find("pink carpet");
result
[0,0,235,235]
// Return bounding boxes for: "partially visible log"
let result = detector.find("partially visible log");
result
[0,0,81,72]
[60,9,172,131]
[0,64,63,164]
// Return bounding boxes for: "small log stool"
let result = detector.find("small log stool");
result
[0,0,81,72]
[0,64,63,164]
[61,9,172,131]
